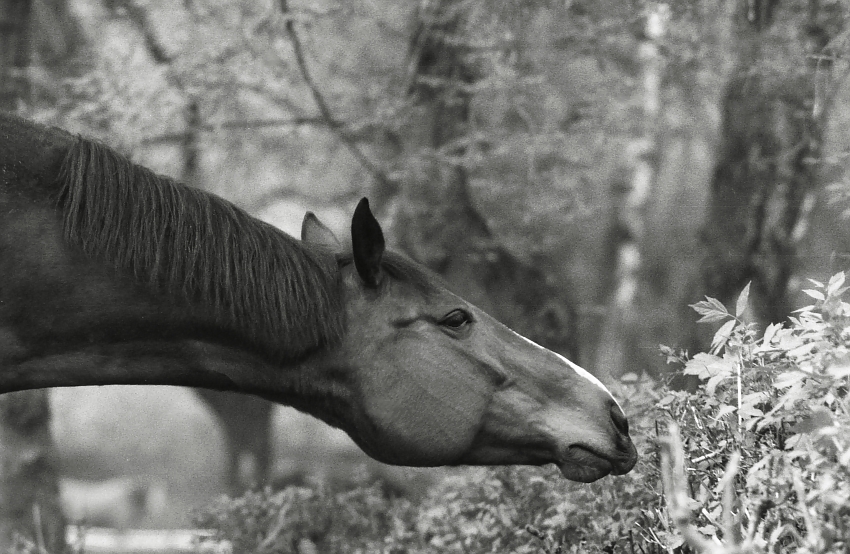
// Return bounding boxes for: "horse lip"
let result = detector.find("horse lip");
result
[613,440,640,475]
[557,461,610,482]
[557,444,637,482]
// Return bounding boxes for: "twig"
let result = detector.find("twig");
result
[278,0,394,188]
[139,117,330,145]
[32,503,47,554]
[256,498,293,553]
[737,352,743,431]
[692,450,722,463]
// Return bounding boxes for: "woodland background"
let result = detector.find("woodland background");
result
[2,0,850,552]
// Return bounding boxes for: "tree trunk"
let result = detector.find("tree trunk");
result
[0,392,66,552]
[0,0,67,550]
[0,0,31,109]
[393,1,578,357]
[603,0,736,378]
[703,1,822,328]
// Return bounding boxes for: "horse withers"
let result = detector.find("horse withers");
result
[0,113,636,482]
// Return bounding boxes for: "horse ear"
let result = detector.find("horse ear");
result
[301,212,342,251]
[351,198,385,288]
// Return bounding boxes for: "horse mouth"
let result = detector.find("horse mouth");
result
[557,446,630,483]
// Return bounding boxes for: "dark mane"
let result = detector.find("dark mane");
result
[55,136,344,362]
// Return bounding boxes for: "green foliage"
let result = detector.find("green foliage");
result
[195,273,850,553]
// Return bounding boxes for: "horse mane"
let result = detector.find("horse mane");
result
[55,136,344,363]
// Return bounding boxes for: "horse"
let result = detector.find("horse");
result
[0,112,637,483]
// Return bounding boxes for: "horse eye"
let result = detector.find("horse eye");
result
[439,309,472,329]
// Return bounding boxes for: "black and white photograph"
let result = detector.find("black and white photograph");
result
[0,0,848,552]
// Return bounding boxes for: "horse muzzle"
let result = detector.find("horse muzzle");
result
[557,441,638,482]
[553,400,639,482]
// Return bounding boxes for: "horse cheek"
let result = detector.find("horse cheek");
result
[364,352,491,465]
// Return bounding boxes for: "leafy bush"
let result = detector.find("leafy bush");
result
[195,275,850,553]
[653,275,850,553]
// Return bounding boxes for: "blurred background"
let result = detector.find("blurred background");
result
[2,0,850,549]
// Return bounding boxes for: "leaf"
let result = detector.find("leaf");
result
[658,531,685,550]
[791,408,834,434]
[787,341,820,360]
[714,404,737,419]
[775,333,805,353]
[690,297,729,323]
[784,433,804,450]
[767,382,806,418]
[684,353,735,379]
[657,394,676,406]
[761,322,782,346]
[620,372,639,383]
[739,405,764,418]
[697,525,717,537]
[832,286,850,299]
[735,282,751,317]
[659,344,680,364]
[694,312,730,324]
[828,363,850,379]
[706,372,730,396]
[807,278,824,287]
[802,289,825,301]
[828,271,846,295]
[742,391,769,405]
[710,319,737,355]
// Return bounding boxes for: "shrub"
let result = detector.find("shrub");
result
[652,275,850,553]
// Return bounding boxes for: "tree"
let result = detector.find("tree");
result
[393,1,581,358]
[703,0,828,328]
[0,392,65,552]
[1,0,77,548]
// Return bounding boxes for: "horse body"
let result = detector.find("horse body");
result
[0,113,636,482]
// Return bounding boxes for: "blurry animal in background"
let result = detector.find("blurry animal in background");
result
[194,389,273,491]
[0,113,636,482]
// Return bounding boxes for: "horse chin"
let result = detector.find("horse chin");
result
[556,447,614,483]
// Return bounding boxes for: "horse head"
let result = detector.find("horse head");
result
[300,199,637,482]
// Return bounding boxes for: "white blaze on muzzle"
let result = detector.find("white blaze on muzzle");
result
[515,332,623,411]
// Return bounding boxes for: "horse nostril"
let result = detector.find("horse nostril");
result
[610,402,629,436]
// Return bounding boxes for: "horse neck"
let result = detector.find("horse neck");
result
[0,340,227,392]
[23,341,353,431]
[0,284,350,429]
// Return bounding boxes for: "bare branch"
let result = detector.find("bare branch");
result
[139,117,329,145]
[277,0,394,188]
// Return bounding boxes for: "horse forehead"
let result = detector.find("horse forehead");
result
[383,272,457,308]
